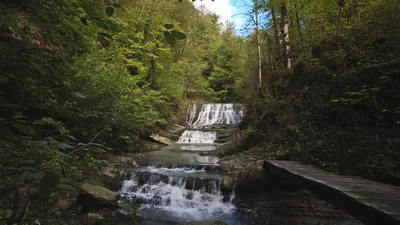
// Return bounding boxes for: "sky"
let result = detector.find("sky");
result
[193,0,253,35]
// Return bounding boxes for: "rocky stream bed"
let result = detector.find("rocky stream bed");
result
[71,103,363,225]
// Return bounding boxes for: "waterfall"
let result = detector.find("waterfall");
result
[185,103,199,126]
[120,167,236,222]
[186,103,245,127]
[119,103,246,224]
[177,130,217,144]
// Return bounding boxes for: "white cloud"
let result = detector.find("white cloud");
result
[193,0,233,25]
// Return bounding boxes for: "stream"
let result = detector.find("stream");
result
[119,103,244,224]
[118,103,362,225]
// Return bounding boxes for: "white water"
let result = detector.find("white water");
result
[177,130,217,144]
[185,103,199,126]
[186,103,245,127]
[176,145,217,151]
[143,166,206,174]
[120,176,235,222]
[119,103,246,224]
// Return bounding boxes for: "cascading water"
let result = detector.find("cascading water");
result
[186,103,245,127]
[120,166,238,223]
[185,103,200,126]
[120,103,245,224]
[177,130,217,144]
[121,103,361,224]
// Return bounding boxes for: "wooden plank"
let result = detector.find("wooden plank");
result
[264,160,400,225]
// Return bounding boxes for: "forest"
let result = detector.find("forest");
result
[0,0,399,224]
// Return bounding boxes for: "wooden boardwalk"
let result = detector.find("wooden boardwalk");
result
[264,160,400,225]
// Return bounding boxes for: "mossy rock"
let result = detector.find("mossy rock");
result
[84,213,104,225]
[77,183,119,212]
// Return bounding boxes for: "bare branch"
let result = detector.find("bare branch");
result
[67,127,109,156]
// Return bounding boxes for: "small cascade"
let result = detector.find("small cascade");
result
[120,167,236,222]
[185,103,200,126]
[177,130,217,143]
[186,103,245,127]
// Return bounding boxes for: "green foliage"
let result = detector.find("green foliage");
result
[164,28,186,46]
[105,6,114,17]
[56,183,77,192]
[19,172,45,180]
[1,209,13,219]
[241,0,400,182]
[207,26,247,102]
[164,24,174,29]
[0,1,251,223]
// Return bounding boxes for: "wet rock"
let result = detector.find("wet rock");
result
[137,172,151,184]
[222,195,231,202]
[101,175,122,192]
[100,167,123,191]
[177,221,227,225]
[221,177,235,193]
[235,169,266,192]
[135,172,169,185]
[185,177,194,190]
[81,183,119,201]
[150,134,175,145]
[219,150,269,193]
[115,155,138,167]
[101,167,117,178]
[85,213,103,225]
[77,183,119,212]
[149,173,169,184]
[194,177,203,190]
[152,195,163,205]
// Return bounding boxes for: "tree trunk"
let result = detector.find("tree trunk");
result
[337,0,345,38]
[280,2,292,69]
[271,8,284,66]
[294,0,305,52]
[267,35,276,96]
[254,0,263,94]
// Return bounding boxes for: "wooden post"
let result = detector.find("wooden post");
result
[336,135,346,175]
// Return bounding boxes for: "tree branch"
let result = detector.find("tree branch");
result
[67,127,109,156]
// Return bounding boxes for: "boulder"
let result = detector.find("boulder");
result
[85,213,103,225]
[77,183,119,212]
[81,183,119,201]
[221,177,235,193]
[115,155,138,167]
[97,208,117,218]
[177,221,227,225]
[101,175,122,192]
[101,167,117,178]
[150,134,175,145]
[101,167,123,191]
